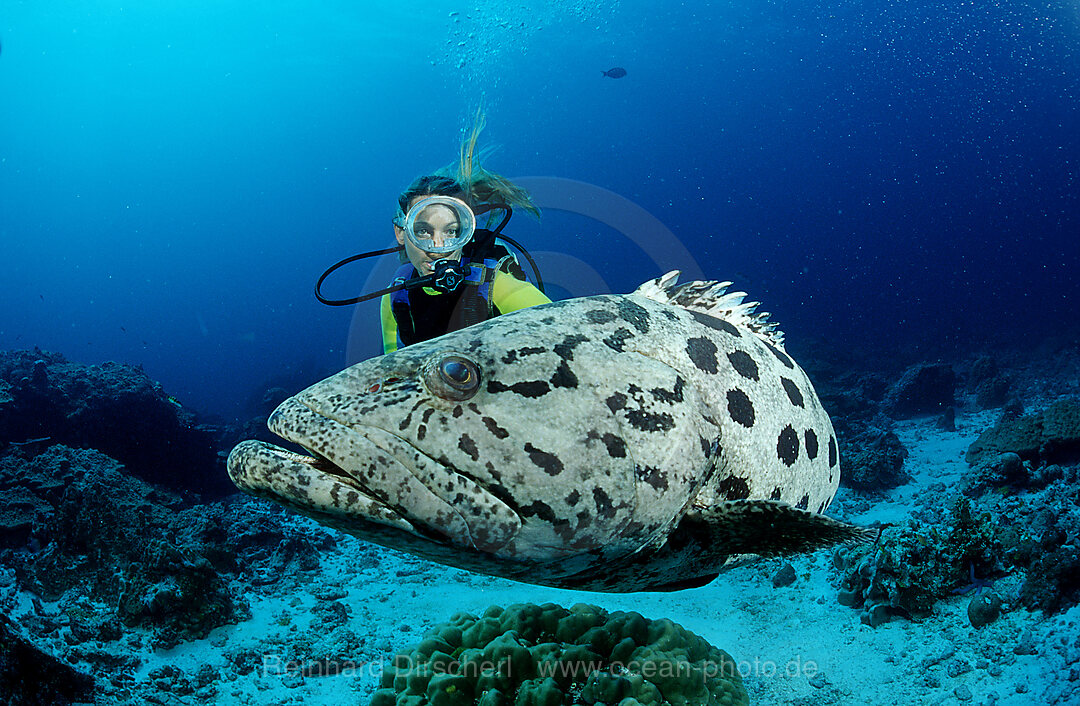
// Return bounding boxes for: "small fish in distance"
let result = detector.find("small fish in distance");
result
[602,67,626,78]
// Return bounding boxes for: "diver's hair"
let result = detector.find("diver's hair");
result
[395,109,540,228]
[394,175,465,225]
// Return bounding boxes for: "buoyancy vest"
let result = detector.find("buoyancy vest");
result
[390,233,525,347]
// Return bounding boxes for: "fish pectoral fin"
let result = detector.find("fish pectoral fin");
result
[645,573,721,592]
[688,499,879,557]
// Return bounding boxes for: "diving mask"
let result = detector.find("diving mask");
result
[398,195,476,254]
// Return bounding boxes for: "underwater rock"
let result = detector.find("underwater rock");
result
[2,444,332,650]
[0,612,95,705]
[882,363,957,418]
[936,406,957,432]
[967,592,1002,628]
[1015,499,1080,614]
[370,602,748,706]
[0,349,231,497]
[966,398,1080,468]
[967,356,1011,409]
[839,425,910,492]
[772,562,796,588]
[968,356,999,386]
[813,371,889,434]
[975,377,1011,409]
[961,452,1032,497]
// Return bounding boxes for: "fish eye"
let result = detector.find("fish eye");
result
[423,354,481,401]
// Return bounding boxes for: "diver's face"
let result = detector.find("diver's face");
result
[394,196,465,275]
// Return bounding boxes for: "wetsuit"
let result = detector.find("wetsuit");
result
[380,240,549,354]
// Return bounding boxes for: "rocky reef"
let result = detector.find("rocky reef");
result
[0,349,233,497]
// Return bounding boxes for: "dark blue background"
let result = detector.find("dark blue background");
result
[2,0,1077,419]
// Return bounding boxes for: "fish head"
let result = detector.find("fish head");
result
[227,300,711,581]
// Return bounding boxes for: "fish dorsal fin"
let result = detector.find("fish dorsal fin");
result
[633,270,787,349]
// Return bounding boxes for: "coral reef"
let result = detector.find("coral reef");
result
[0,349,232,496]
[370,602,748,706]
[966,398,1080,467]
[0,612,95,706]
[881,363,957,418]
[832,498,1006,625]
[1,444,333,651]
[965,355,1012,409]
[1009,482,1080,614]
[838,424,910,492]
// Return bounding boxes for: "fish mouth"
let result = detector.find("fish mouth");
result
[227,438,420,537]
[227,397,520,554]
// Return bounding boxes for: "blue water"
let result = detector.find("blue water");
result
[2,0,1077,420]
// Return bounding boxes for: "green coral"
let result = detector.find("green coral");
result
[833,497,1006,624]
[370,603,748,706]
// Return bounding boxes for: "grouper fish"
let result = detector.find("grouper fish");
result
[228,271,875,592]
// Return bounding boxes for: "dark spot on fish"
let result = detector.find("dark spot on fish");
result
[501,346,547,364]
[777,425,799,466]
[565,489,581,506]
[805,429,819,460]
[550,361,578,389]
[603,328,634,352]
[635,465,668,491]
[796,494,810,510]
[346,490,359,506]
[488,379,551,397]
[482,417,509,439]
[417,425,427,441]
[829,436,838,467]
[586,309,617,324]
[616,299,651,333]
[554,333,589,361]
[689,310,740,337]
[602,433,626,458]
[764,342,795,369]
[626,409,675,432]
[728,350,758,380]
[524,442,563,476]
[727,389,755,427]
[717,475,751,500]
[458,434,479,461]
[770,486,783,500]
[650,376,685,404]
[593,488,617,519]
[422,408,435,424]
[452,405,463,418]
[605,392,627,412]
[781,378,804,407]
[520,500,558,523]
[687,337,719,374]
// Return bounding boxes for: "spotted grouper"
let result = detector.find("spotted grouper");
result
[228,271,875,591]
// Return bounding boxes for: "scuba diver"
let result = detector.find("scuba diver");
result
[315,114,550,354]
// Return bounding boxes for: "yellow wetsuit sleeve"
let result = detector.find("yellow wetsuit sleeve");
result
[491,270,551,314]
[380,293,399,354]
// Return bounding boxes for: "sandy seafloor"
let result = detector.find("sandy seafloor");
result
[9,409,1075,706]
